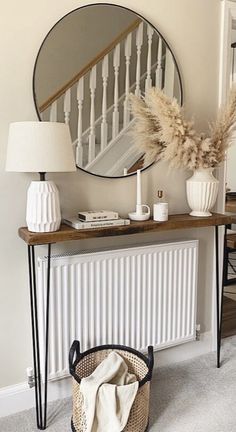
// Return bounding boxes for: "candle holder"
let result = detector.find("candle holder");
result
[128,169,150,221]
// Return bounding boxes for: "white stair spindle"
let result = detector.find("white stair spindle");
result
[145,25,154,92]
[101,55,108,151]
[49,101,57,122]
[123,168,128,176]
[64,89,71,124]
[88,65,97,163]
[76,77,84,167]
[123,33,132,128]
[163,50,175,99]
[112,43,120,140]
[156,38,163,88]
[135,22,143,97]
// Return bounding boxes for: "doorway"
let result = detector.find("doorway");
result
[222,136,236,338]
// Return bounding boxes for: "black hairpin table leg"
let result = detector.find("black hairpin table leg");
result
[28,243,52,430]
[215,225,227,368]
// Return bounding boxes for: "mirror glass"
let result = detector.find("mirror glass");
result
[33,4,183,178]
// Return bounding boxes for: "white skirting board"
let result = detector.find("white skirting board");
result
[0,332,212,418]
[0,377,72,418]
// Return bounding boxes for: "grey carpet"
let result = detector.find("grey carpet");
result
[1,337,236,432]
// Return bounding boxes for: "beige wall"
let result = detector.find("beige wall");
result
[0,0,221,388]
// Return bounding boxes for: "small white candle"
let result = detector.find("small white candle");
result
[136,169,142,206]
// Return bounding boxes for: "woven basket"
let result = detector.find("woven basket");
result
[69,341,154,432]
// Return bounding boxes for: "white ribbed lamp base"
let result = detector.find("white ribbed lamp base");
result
[26,181,61,232]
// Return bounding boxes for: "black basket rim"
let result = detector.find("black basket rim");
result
[70,343,153,388]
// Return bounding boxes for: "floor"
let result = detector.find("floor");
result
[1,337,236,432]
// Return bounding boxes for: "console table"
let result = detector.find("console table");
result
[18,213,233,430]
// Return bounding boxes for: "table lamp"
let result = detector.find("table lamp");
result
[6,121,76,232]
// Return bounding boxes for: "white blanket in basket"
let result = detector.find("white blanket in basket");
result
[80,351,139,432]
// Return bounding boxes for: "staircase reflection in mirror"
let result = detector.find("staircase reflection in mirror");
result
[33,4,183,178]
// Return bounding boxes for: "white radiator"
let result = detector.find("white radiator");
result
[37,240,198,380]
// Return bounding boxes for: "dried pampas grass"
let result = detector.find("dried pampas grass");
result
[129,93,165,165]
[129,87,236,170]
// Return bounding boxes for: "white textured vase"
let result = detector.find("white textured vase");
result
[186,168,219,217]
[26,181,61,232]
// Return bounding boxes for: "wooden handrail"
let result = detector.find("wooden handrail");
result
[39,18,142,113]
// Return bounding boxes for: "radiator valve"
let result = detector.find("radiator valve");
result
[196,324,201,341]
[27,367,35,388]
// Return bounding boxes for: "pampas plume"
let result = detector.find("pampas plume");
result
[129,86,236,170]
[129,93,165,165]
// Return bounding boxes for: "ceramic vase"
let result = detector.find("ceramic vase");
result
[186,168,219,217]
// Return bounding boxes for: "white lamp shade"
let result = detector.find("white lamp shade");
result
[6,121,76,172]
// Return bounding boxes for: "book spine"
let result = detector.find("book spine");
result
[78,212,119,221]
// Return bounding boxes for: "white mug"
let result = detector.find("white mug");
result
[153,202,168,222]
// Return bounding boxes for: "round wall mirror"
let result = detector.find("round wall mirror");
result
[33,3,183,178]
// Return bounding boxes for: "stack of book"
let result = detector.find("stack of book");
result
[63,210,130,230]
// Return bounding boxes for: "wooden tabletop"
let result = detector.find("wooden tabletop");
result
[18,213,234,246]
